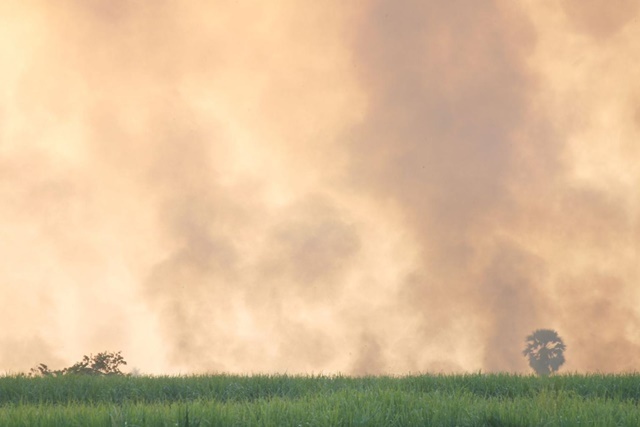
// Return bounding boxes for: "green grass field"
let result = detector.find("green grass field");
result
[1,373,639,426]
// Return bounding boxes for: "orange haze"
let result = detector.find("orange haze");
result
[1,0,639,375]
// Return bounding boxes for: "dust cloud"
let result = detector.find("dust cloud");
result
[1,1,639,375]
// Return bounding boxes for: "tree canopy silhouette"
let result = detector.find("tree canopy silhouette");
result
[522,329,566,376]
[30,351,127,377]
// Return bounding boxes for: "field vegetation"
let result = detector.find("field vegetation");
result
[1,372,640,426]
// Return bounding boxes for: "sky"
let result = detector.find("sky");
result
[1,0,639,375]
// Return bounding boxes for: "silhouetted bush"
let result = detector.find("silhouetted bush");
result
[30,351,127,377]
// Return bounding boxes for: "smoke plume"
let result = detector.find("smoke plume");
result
[1,0,639,374]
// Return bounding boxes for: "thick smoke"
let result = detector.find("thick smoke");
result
[1,1,639,374]
[348,0,545,372]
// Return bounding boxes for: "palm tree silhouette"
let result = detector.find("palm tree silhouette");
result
[523,329,566,376]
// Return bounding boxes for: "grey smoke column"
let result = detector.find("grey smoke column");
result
[348,1,545,371]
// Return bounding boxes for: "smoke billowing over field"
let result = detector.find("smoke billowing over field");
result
[1,0,639,375]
